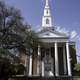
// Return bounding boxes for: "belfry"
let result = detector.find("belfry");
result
[42,0,53,28]
[25,0,77,77]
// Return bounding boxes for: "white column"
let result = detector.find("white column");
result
[24,55,27,67]
[55,42,59,76]
[63,46,67,75]
[66,42,72,76]
[23,55,27,75]
[29,55,32,76]
[37,45,41,75]
[38,45,41,56]
[42,61,44,76]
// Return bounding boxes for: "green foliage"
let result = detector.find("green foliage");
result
[0,1,41,77]
[0,1,41,51]
[74,64,80,76]
[69,44,77,64]
[74,64,80,71]
[0,62,25,77]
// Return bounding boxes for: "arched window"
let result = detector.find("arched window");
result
[46,19,49,24]
[47,10,48,14]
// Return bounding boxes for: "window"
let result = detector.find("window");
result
[46,19,49,24]
[47,10,48,14]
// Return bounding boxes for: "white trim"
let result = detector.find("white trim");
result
[40,38,68,43]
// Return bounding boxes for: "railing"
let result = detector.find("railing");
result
[8,76,80,80]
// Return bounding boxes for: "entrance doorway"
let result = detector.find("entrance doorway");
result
[43,48,54,76]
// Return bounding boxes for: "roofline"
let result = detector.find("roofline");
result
[69,42,76,45]
[38,37,69,39]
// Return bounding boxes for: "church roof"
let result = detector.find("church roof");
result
[37,28,69,39]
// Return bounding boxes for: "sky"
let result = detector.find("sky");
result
[3,0,80,61]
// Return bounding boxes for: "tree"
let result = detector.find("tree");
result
[74,64,80,71]
[74,64,80,76]
[0,1,41,51]
[0,1,41,78]
[0,1,25,49]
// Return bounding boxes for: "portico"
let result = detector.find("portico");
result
[28,39,72,76]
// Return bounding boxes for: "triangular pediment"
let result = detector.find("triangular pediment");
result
[38,30,68,38]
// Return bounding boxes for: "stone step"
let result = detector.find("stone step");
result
[8,76,80,80]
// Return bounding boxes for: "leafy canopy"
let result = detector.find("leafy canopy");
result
[0,1,41,76]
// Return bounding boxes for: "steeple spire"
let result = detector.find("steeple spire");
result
[41,0,54,30]
[46,0,49,6]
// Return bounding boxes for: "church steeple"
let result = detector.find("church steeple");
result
[46,0,49,6]
[41,0,53,30]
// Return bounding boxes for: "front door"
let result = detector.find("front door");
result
[43,49,54,76]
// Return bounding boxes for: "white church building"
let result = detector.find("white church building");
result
[22,0,77,77]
